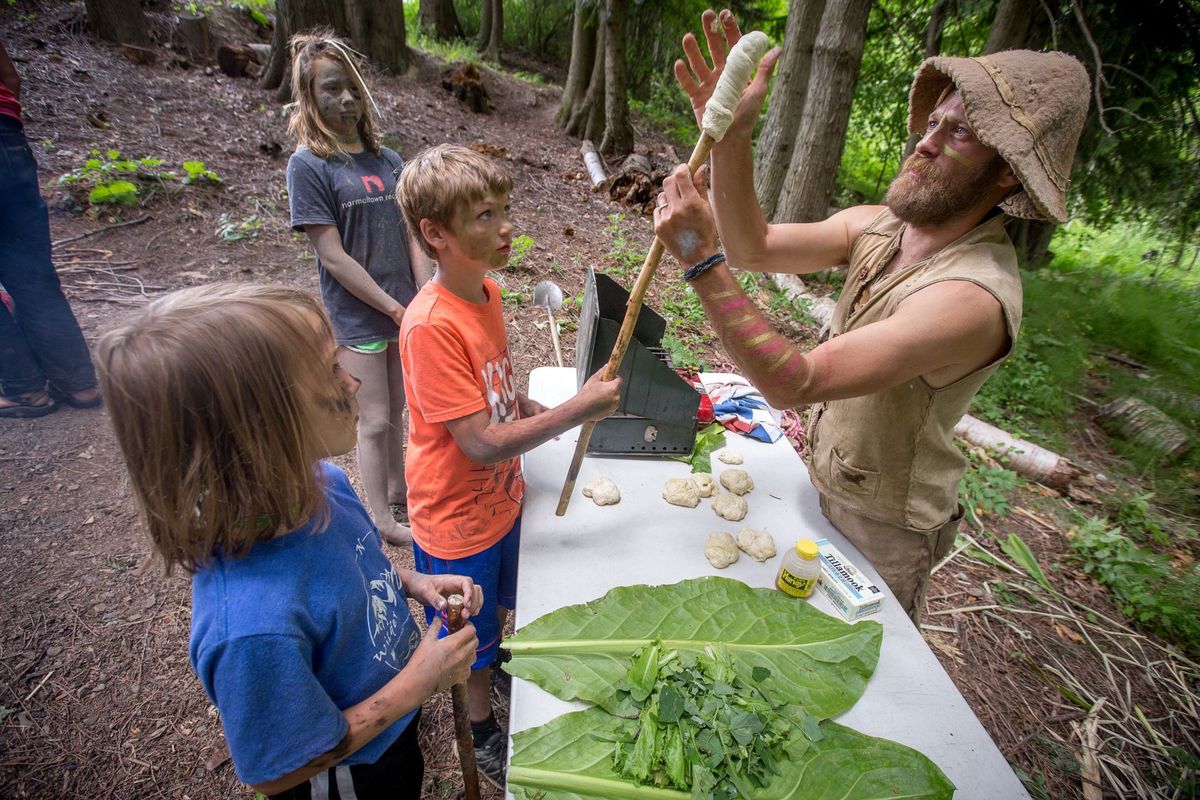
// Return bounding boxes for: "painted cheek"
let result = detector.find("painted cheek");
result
[941,144,976,168]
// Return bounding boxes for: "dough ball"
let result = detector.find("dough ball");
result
[720,468,754,496]
[717,450,743,465]
[691,473,717,498]
[712,491,748,521]
[736,527,776,562]
[663,477,700,508]
[582,477,621,506]
[705,532,740,569]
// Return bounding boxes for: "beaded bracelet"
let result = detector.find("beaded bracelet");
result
[683,252,727,282]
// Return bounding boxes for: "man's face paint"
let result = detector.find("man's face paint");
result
[941,143,976,168]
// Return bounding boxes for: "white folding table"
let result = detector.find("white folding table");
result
[505,367,1029,799]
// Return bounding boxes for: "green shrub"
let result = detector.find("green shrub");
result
[958,445,1021,531]
[56,149,222,209]
[1069,517,1200,653]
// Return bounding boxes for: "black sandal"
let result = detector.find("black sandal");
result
[0,391,59,419]
[50,387,103,409]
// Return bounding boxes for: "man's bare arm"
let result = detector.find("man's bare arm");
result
[669,11,877,275]
[688,263,1009,408]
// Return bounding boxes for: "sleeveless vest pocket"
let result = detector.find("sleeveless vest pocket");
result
[830,448,880,499]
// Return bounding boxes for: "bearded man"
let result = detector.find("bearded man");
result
[653,10,1090,622]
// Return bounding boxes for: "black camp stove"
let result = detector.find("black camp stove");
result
[575,268,701,455]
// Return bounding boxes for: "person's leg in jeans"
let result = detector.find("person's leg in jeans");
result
[0,116,97,409]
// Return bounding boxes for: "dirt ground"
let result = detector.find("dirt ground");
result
[1,4,1196,800]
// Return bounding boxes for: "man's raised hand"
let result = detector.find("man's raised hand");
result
[675,9,781,142]
[675,9,743,128]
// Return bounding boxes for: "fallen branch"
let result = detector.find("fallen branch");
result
[52,214,151,248]
[955,416,1077,490]
[580,139,606,189]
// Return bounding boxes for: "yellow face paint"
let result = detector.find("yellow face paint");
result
[941,143,976,168]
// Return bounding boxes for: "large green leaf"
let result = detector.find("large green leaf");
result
[503,577,881,719]
[508,707,954,800]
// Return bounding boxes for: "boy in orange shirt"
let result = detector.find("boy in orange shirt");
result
[395,144,621,787]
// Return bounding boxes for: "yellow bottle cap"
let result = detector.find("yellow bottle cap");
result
[795,539,819,559]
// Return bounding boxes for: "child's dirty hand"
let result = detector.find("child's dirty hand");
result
[578,370,623,420]
[414,618,477,693]
[408,572,483,618]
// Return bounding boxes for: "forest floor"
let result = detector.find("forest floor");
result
[1,5,1196,800]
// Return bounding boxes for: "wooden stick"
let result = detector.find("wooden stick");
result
[546,307,564,368]
[446,595,481,800]
[52,214,151,248]
[555,134,715,516]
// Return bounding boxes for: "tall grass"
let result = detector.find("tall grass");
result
[972,221,1199,512]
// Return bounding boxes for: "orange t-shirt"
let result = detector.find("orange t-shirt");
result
[399,278,524,559]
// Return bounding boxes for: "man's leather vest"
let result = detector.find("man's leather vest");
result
[804,209,1022,531]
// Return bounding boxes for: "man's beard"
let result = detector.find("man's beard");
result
[884,153,1005,226]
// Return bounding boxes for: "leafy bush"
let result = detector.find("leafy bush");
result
[1069,517,1200,653]
[216,213,261,243]
[56,150,222,208]
[508,234,536,268]
[958,446,1021,530]
[605,213,645,278]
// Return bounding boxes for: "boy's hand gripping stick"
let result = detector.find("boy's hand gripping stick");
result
[446,595,481,800]
[554,31,771,516]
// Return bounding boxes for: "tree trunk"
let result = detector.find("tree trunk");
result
[755,0,826,221]
[903,0,950,159]
[84,0,150,47]
[418,0,463,41]
[986,0,1056,263]
[478,0,493,53]
[984,0,1041,53]
[565,22,606,142]
[346,0,409,75]
[774,0,872,223]
[261,0,406,103]
[599,0,632,156]
[558,0,598,126]
[479,0,502,63]
[1005,216,1056,264]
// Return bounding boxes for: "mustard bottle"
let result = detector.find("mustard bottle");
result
[776,539,820,598]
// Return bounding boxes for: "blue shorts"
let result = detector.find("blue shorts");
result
[412,517,520,670]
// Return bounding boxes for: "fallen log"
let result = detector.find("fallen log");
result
[216,42,270,77]
[767,271,836,337]
[607,152,655,213]
[441,62,490,113]
[954,416,1076,490]
[767,272,1078,489]
[580,139,606,189]
[1099,396,1190,462]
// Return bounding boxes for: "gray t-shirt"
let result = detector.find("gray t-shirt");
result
[287,146,417,346]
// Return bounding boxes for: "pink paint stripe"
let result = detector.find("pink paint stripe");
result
[714,296,751,315]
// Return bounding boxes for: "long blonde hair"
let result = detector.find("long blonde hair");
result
[97,283,338,574]
[287,29,382,160]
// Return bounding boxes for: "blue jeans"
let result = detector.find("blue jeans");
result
[0,116,96,397]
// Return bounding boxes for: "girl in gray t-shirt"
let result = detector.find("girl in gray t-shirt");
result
[285,33,430,547]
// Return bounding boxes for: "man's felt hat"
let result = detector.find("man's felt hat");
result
[907,50,1090,224]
